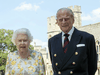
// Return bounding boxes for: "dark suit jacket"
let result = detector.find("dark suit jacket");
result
[48,28,97,75]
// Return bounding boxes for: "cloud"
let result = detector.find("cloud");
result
[30,39,47,48]
[14,2,40,11]
[82,8,100,21]
[33,5,40,11]
[92,8,100,18]
[38,1,44,4]
[82,15,92,21]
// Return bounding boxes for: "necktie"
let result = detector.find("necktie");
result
[63,34,69,53]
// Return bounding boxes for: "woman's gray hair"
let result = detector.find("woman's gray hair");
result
[56,8,74,19]
[12,28,33,45]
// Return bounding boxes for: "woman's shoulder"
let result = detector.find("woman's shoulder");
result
[7,51,18,60]
[30,49,42,56]
[8,50,17,55]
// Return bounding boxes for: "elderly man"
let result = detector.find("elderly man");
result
[48,8,97,75]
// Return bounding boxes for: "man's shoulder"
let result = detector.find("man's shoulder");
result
[76,28,94,38]
[49,32,61,40]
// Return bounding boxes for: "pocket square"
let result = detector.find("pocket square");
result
[76,44,85,47]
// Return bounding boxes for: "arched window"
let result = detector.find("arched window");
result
[49,35,51,38]
[49,23,51,26]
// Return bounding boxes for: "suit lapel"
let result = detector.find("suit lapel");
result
[60,28,82,69]
[54,32,64,61]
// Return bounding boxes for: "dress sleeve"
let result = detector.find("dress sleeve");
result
[5,53,11,75]
[38,53,45,75]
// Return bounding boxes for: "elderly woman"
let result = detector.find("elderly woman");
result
[5,28,45,75]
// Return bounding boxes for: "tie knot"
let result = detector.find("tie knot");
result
[64,34,69,37]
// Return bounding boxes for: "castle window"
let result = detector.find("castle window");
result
[49,23,51,25]
[47,53,48,59]
[98,41,100,44]
[99,45,100,52]
[49,35,51,38]
[97,46,99,61]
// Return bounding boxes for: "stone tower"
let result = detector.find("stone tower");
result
[68,5,82,28]
[47,5,82,39]
[47,16,61,39]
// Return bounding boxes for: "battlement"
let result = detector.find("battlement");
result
[47,16,55,20]
[47,16,56,25]
[68,5,81,12]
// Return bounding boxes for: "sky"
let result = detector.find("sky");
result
[0,0,100,50]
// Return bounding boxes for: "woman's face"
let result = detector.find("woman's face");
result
[15,34,30,53]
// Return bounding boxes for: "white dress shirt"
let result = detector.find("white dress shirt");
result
[62,26,74,47]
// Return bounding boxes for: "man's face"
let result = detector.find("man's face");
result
[15,34,30,53]
[56,10,74,33]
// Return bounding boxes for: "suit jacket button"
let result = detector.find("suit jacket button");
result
[70,71,73,74]
[75,52,78,55]
[55,63,58,66]
[54,54,57,57]
[58,71,61,74]
[72,62,75,65]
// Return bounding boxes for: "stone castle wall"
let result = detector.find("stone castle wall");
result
[78,22,100,41]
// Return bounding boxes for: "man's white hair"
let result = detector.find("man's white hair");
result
[12,28,33,45]
[56,8,74,19]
